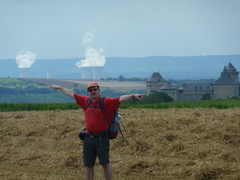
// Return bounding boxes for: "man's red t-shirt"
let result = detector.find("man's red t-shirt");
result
[74,93,120,134]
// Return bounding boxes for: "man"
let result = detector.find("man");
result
[50,82,145,180]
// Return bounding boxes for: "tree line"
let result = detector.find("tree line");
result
[0,86,174,104]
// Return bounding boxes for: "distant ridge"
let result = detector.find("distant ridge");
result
[0,55,239,80]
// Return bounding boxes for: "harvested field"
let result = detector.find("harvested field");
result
[22,78,146,92]
[0,108,240,179]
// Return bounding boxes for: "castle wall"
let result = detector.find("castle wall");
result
[177,93,207,101]
[236,84,239,97]
[212,84,237,99]
[146,81,166,95]
[159,89,178,101]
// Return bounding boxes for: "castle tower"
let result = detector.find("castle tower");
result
[223,62,239,83]
[212,62,239,99]
[146,72,167,95]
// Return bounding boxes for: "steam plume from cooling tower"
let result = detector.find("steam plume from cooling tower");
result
[16,51,36,78]
[76,47,106,67]
[76,31,106,79]
[16,51,36,68]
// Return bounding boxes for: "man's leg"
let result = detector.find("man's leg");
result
[86,166,94,180]
[102,163,112,180]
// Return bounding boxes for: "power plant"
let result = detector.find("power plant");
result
[93,66,103,80]
[16,51,36,78]
[81,66,104,80]
[81,67,93,79]
[47,67,57,79]
[20,68,30,78]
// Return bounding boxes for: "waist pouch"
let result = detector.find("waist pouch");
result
[78,128,86,140]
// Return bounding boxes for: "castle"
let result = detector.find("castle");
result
[146,62,239,101]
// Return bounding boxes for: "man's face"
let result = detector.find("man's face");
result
[87,86,100,99]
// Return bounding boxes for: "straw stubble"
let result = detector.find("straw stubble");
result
[0,108,239,179]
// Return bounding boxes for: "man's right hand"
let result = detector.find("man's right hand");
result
[50,85,60,90]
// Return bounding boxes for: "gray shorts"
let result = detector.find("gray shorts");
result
[83,135,110,166]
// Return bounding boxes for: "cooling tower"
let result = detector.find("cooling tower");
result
[93,66,103,80]
[47,67,57,79]
[81,67,93,79]
[20,68,30,78]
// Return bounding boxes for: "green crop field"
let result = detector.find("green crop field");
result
[1,98,239,112]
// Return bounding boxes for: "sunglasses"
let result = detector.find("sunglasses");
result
[88,88,98,92]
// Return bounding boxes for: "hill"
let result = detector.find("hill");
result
[0,78,147,103]
[1,55,239,80]
[0,108,239,179]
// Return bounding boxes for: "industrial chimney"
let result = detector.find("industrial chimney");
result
[47,67,57,79]
[20,68,30,78]
[81,67,93,79]
[93,66,103,80]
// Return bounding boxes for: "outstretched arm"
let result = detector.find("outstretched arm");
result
[50,85,75,98]
[119,94,145,103]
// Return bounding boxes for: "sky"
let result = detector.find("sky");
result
[0,0,240,59]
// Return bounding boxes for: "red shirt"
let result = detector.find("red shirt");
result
[74,93,120,134]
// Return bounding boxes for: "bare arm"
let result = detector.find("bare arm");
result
[50,85,75,98]
[119,94,145,103]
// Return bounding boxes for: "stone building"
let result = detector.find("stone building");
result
[146,62,239,101]
[146,72,167,95]
[177,82,213,101]
[212,63,239,99]
[159,81,178,100]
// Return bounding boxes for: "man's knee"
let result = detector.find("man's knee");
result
[86,166,94,169]
[102,163,110,168]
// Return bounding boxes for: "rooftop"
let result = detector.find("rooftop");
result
[147,72,166,82]
[213,72,236,85]
[160,81,177,90]
[225,62,237,72]
[181,82,212,91]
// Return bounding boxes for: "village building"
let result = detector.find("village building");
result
[146,62,239,101]
[146,72,167,95]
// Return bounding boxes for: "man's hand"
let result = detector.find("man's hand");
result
[119,94,145,103]
[49,85,74,98]
[132,94,145,100]
[50,85,60,90]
